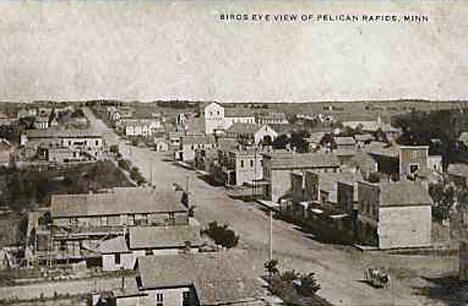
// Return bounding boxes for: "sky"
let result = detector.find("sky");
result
[0,1,467,103]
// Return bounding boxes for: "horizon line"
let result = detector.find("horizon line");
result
[2,98,468,104]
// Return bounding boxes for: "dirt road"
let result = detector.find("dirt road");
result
[84,107,456,305]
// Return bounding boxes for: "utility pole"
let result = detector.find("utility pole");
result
[268,209,273,261]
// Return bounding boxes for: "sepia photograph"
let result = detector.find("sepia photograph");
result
[0,0,467,305]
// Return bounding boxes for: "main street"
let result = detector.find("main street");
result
[84,107,456,305]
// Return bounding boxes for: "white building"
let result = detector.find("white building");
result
[204,102,255,134]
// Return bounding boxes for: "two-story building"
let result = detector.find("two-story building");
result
[26,188,189,265]
[21,128,104,163]
[117,119,163,137]
[255,111,289,125]
[212,146,264,187]
[261,152,341,202]
[204,102,255,134]
[356,181,432,249]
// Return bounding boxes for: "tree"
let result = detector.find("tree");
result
[296,272,321,296]
[429,179,456,223]
[272,134,290,150]
[202,221,239,249]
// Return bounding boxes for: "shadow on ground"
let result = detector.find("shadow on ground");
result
[412,275,468,305]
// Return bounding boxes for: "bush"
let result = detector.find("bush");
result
[202,221,239,249]
[118,159,131,171]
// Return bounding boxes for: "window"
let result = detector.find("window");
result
[95,140,99,146]
[250,159,254,167]
[241,160,244,168]
[156,293,164,306]
[409,164,419,174]
[115,253,120,265]
[183,291,192,306]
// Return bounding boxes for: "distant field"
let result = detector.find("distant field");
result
[2,100,468,123]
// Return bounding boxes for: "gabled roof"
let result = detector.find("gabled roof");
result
[334,137,356,146]
[129,225,200,249]
[459,132,468,144]
[138,251,262,305]
[97,236,129,254]
[448,163,468,177]
[226,123,264,135]
[342,121,400,133]
[50,188,186,217]
[224,107,255,118]
[304,132,326,144]
[365,141,400,158]
[25,128,101,138]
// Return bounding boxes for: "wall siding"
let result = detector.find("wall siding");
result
[378,205,432,249]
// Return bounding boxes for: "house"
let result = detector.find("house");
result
[261,152,341,202]
[303,132,326,152]
[447,163,468,188]
[255,111,289,125]
[204,102,255,134]
[458,132,468,148]
[106,106,121,122]
[226,123,278,146]
[341,118,401,140]
[97,236,134,271]
[354,134,374,148]
[178,135,216,163]
[21,128,103,162]
[154,138,169,152]
[98,225,201,271]
[168,131,185,152]
[17,107,38,119]
[0,112,15,126]
[34,116,49,129]
[333,137,356,163]
[334,137,356,152]
[125,251,264,306]
[356,181,432,249]
[117,119,163,137]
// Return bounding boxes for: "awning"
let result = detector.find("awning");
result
[256,200,280,210]
[226,188,263,198]
[329,213,349,219]
[310,208,324,214]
